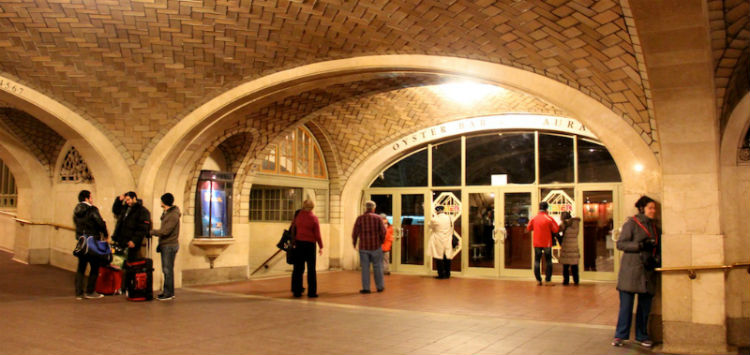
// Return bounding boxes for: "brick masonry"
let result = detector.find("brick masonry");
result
[0,0,658,170]
[0,107,64,175]
[708,0,750,130]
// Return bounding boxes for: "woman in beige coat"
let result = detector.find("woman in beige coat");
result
[558,212,581,285]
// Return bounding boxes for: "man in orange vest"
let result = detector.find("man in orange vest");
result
[526,201,560,286]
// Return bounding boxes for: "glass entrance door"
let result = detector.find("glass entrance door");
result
[462,188,535,277]
[578,187,618,280]
[465,190,497,275]
[367,191,428,273]
[399,193,426,270]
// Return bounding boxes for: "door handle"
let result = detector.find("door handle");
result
[493,228,506,244]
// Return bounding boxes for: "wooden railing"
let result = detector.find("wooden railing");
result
[0,210,75,231]
[656,262,750,279]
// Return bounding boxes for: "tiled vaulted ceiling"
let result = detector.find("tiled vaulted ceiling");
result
[0,0,653,165]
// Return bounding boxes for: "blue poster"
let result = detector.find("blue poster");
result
[200,181,229,237]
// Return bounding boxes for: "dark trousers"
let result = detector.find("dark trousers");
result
[563,264,579,285]
[160,245,179,297]
[615,291,653,341]
[534,247,552,282]
[291,241,317,296]
[75,255,100,296]
[435,255,451,278]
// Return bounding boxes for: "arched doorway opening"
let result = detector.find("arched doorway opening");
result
[360,115,623,280]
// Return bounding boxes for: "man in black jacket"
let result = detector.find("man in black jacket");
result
[112,191,151,261]
[73,190,109,300]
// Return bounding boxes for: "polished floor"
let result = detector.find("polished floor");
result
[0,251,666,355]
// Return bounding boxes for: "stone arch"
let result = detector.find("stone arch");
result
[0,74,134,199]
[178,127,261,219]
[719,92,750,347]
[0,129,52,262]
[140,55,660,206]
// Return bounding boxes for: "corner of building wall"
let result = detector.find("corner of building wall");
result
[727,317,750,347]
[662,321,728,354]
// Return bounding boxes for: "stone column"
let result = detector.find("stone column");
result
[629,0,727,353]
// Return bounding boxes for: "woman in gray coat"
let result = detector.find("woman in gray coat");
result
[612,196,660,349]
[558,212,580,285]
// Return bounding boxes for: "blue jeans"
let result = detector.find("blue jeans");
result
[160,245,179,297]
[359,249,384,291]
[615,290,653,341]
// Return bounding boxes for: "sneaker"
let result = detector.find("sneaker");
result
[537,281,543,286]
[611,338,624,347]
[157,294,174,301]
[376,288,385,293]
[75,295,83,300]
[84,292,103,299]
[359,289,371,294]
[637,339,653,348]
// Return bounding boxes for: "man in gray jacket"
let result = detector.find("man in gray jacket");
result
[151,193,180,301]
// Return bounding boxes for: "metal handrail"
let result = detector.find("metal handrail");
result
[656,262,750,279]
[0,210,75,231]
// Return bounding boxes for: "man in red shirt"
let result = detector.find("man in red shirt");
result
[526,201,560,286]
[352,200,386,293]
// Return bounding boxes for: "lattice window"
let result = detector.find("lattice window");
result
[59,146,94,183]
[260,126,327,179]
[0,159,17,208]
[740,127,750,163]
[249,186,303,221]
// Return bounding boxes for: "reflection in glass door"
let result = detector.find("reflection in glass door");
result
[401,194,425,265]
[582,191,615,272]
[468,192,495,268]
[504,193,532,270]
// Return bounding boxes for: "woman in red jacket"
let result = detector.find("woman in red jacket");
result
[291,199,323,298]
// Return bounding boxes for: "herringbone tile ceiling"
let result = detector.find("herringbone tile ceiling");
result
[1,0,655,164]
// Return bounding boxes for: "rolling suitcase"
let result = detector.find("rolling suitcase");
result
[95,266,123,295]
[124,239,154,301]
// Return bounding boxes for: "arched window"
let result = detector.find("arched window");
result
[0,159,17,208]
[58,146,94,183]
[369,131,621,188]
[740,127,750,163]
[260,126,327,179]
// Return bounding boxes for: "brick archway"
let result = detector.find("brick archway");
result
[140,55,660,205]
[0,74,134,195]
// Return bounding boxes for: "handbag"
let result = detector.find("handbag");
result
[73,235,87,257]
[281,210,301,265]
[74,235,112,263]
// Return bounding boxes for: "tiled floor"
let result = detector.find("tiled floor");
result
[196,271,619,326]
[0,251,666,355]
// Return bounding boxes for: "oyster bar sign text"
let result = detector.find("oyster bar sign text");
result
[390,115,596,153]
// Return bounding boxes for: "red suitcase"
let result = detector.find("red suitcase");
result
[95,266,122,295]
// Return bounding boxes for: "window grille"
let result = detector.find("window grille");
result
[59,146,94,183]
[0,160,17,208]
[249,186,303,221]
[260,126,327,179]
